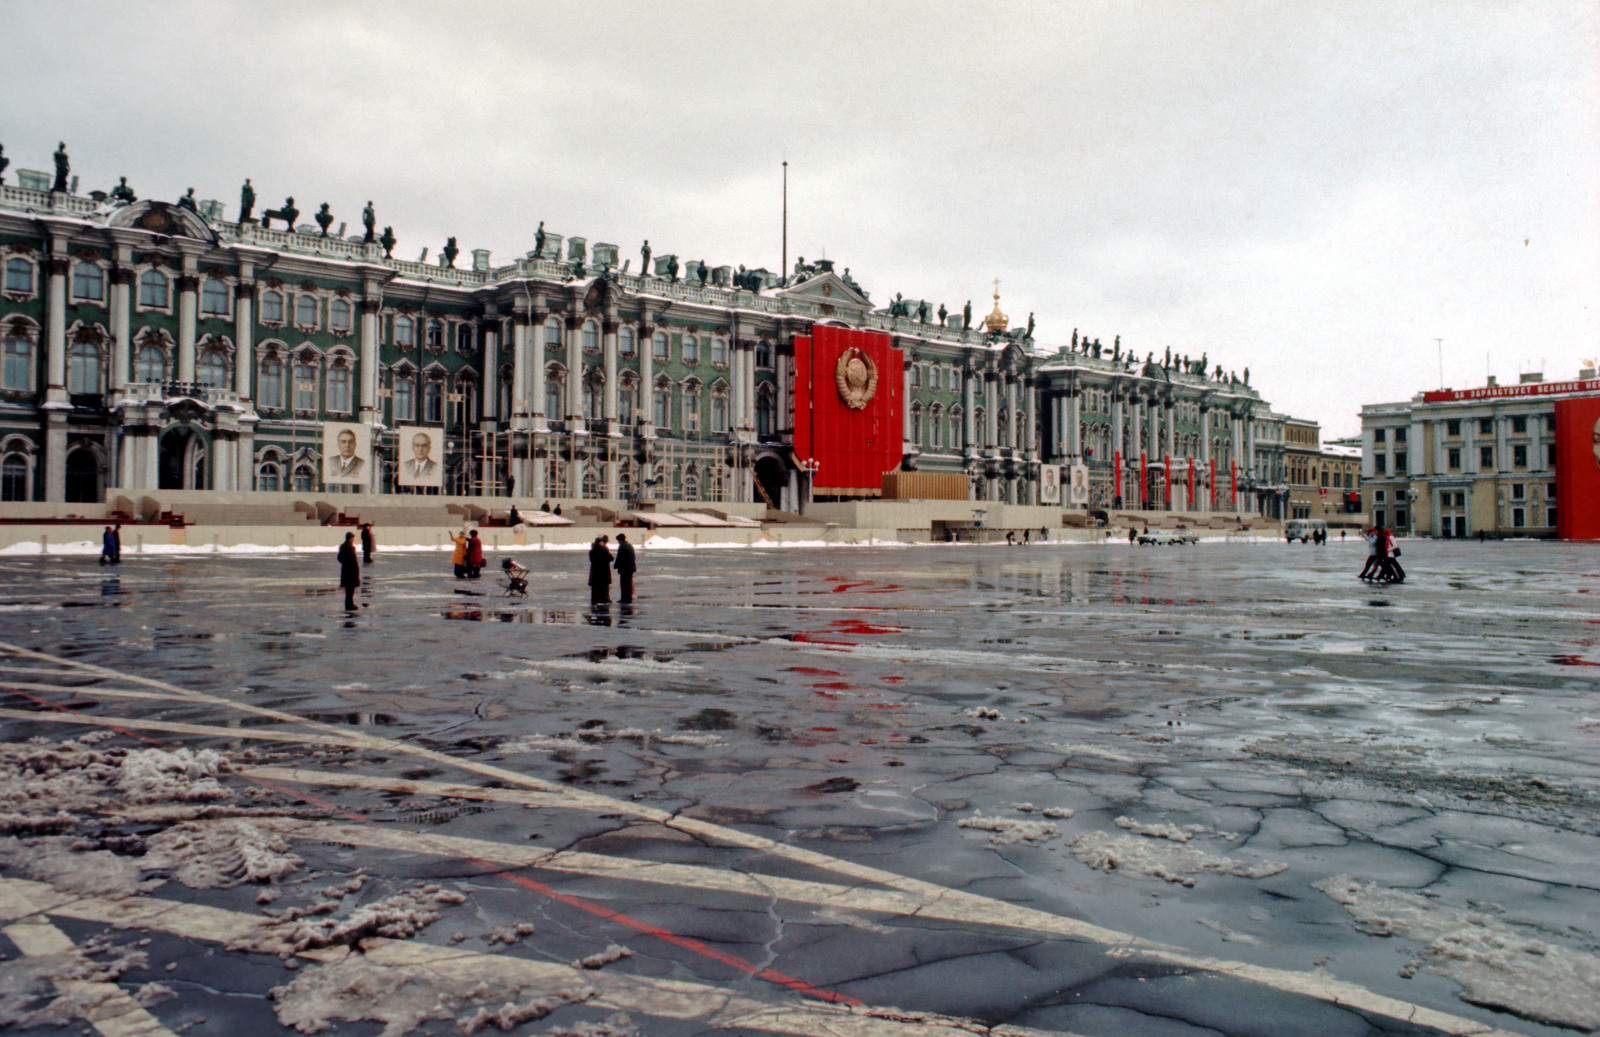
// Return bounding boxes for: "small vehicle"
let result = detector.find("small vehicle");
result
[1137,527,1197,546]
[1285,519,1326,543]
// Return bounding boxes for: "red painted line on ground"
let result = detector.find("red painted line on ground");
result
[3,678,865,1007]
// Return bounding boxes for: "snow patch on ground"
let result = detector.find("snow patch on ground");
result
[143,820,304,888]
[1068,831,1286,886]
[237,884,467,957]
[958,811,1061,846]
[0,932,152,1029]
[0,835,156,898]
[118,747,233,804]
[1315,875,1600,1031]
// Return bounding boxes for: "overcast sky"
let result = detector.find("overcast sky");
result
[4,0,1596,436]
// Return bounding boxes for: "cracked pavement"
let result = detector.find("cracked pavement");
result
[0,539,1593,1036]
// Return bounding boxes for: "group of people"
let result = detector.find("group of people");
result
[98,524,123,565]
[587,534,637,604]
[450,529,486,579]
[1359,526,1405,583]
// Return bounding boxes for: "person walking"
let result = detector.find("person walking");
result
[99,526,117,566]
[467,529,485,579]
[614,533,636,604]
[337,532,360,610]
[587,535,612,605]
[1379,526,1406,583]
[1358,527,1379,581]
[360,522,375,564]
[111,523,121,563]
[450,529,470,578]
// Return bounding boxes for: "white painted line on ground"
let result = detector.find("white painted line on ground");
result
[2,915,180,1037]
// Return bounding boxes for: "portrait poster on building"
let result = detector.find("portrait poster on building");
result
[322,422,370,485]
[1553,396,1600,539]
[396,426,444,488]
[1068,463,1090,506]
[1039,464,1061,504]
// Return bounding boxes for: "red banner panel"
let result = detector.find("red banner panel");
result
[1554,396,1600,539]
[793,326,904,495]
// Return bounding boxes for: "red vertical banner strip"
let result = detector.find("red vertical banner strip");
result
[1188,458,1195,508]
[1163,454,1171,505]
[1230,461,1238,508]
[1554,397,1600,539]
[1115,451,1122,504]
[1210,458,1217,508]
[1139,452,1147,505]
[793,335,813,468]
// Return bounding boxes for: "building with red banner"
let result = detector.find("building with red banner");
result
[1360,368,1600,539]
[0,140,1292,519]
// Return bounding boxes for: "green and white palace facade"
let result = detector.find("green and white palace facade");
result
[0,171,1288,516]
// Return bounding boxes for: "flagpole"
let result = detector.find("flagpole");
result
[782,160,788,285]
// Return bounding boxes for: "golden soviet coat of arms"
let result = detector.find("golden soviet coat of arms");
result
[835,347,878,410]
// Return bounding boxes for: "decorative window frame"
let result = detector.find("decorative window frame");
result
[0,315,41,398]
[65,322,109,394]
[544,361,566,420]
[682,377,702,432]
[651,330,669,361]
[582,319,600,354]
[422,363,449,424]
[3,250,40,302]
[754,382,775,436]
[389,360,418,425]
[292,283,323,334]
[257,284,287,328]
[392,312,416,348]
[194,333,234,389]
[423,317,446,354]
[290,344,325,416]
[618,326,636,357]
[455,321,475,356]
[710,336,727,368]
[755,339,772,369]
[255,340,289,412]
[199,271,234,320]
[682,334,700,366]
[324,346,358,415]
[134,263,174,314]
[1,433,39,502]
[327,294,355,338]
[70,253,110,307]
[543,316,563,349]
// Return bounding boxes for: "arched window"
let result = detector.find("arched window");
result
[425,321,443,351]
[329,298,352,333]
[292,463,316,492]
[683,472,700,501]
[72,262,104,302]
[929,404,943,448]
[393,315,414,346]
[424,379,444,422]
[3,258,32,294]
[138,269,169,308]
[2,453,29,501]
[711,337,727,366]
[257,355,283,408]
[582,320,599,353]
[653,380,670,427]
[260,289,284,323]
[256,459,282,492]
[910,403,922,443]
[68,337,101,393]
[652,331,669,360]
[619,469,632,498]
[292,358,318,411]
[3,335,31,391]
[619,376,636,425]
[544,367,562,419]
[201,278,229,316]
[497,366,513,419]
[295,294,318,327]
[197,350,228,388]
[583,372,602,420]
[1016,411,1026,450]
[930,366,941,390]
[618,327,635,357]
[683,335,699,365]
[456,323,474,353]
[682,383,700,432]
[755,339,772,367]
[393,374,414,423]
[582,468,599,499]
[711,390,727,433]
[949,406,963,448]
[756,387,774,436]
[326,365,351,412]
[910,365,921,388]
[544,317,562,348]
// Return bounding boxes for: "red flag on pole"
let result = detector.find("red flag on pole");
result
[1230,461,1238,508]
[1163,454,1171,505]
[1210,457,1217,508]
[1188,457,1196,507]
[1115,451,1122,504]
[1139,452,1147,505]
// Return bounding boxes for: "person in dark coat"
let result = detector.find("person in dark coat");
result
[587,536,612,604]
[360,522,374,564]
[467,529,485,579]
[337,532,360,610]
[111,523,121,562]
[614,533,636,604]
[100,526,116,566]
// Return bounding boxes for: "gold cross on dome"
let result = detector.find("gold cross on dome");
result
[992,277,1001,302]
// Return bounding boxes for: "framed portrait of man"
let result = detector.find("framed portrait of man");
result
[1039,464,1061,504]
[322,422,370,485]
[396,426,443,488]
[1068,463,1090,506]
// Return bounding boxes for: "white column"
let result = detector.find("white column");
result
[1069,391,1082,459]
[45,252,67,398]
[1024,377,1036,459]
[109,261,131,397]
[602,320,618,422]
[530,315,547,432]
[902,357,913,442]
[962,367,975,452]
[358,286,379,423]
[480,320,499,421]
[234,264,254,400]
[1111,391,1124,462]
[1005,377,1018,449]
[638,324,655,436]
[177,259,198,383]
[984,376,998,449]
[566,316,583,422]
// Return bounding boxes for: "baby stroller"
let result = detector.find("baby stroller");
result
[500,557,529,597]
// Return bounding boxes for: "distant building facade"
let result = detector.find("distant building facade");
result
[1360,370,1600,538]
[0,151,1298,516]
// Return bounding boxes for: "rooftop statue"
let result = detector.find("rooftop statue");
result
[379,225,396,258]
[52,142,69,193]
[238,179,255,222]
[534,221,546,258]
[0,143,9,186]
[938,303,947,324]
[1026,312,1035,338]
[919,300,930,323]
[1070,328,1078,351]
[666,255,679,282]
[109,176,136,204]
[261,197,298,231]
[315,202,334,236]
[1244,367,1250,386]
[362,201,376,243]
[1164,346,1172,368]
[696,260,708,286]
[640,239,650,276]
[963,300,972,329]
[177,188,199,212]
[442,237,459,268]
